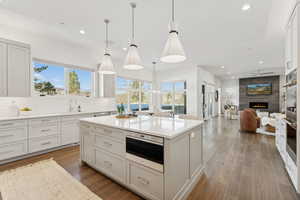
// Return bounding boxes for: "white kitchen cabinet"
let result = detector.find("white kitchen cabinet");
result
[128,161,164,200]
[189,129,203,178]
[0,140,27,161]
[0,42,7,96]
[102,74,115,98]
[80,123,95,165]
[29,135,60,153]
[7,44,31,97]
[95,148,126,184]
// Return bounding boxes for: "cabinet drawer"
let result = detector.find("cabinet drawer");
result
[0,120,27,128]
[128,162,164,200]
[0,126,27,144]
[0,140,27,161]
[95,135,125,156]
[29,125,58,138]
[95,149,126,183]
[29,117,59,126]
[92,126,125,141]
[29,135,60,153]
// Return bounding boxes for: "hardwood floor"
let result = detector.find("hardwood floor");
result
[0,117,298,200]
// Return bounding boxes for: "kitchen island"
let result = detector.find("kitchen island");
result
[80,115,204,200]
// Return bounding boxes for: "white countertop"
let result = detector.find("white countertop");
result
[80,115,203,139]
[0,110,115,122]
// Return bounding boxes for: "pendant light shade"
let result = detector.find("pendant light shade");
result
[161,0,186,63]
[100,19,115,74]
[161,30,186,63]
[124,44,143,70]
[100,53,115,74]
[123,3,144,70]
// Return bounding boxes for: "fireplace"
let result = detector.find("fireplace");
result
[249,102,268,110]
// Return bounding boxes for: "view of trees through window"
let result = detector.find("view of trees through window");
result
[33,62,92,97]
[116,77,152,112]
[161,81,187,114]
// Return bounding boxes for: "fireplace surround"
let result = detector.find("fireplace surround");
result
[239,76,279,113]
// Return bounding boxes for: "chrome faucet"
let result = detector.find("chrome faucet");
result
[170,111,175,118]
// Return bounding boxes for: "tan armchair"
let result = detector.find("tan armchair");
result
[240,109,261,133]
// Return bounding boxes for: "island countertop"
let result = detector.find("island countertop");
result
[80,115,203,139]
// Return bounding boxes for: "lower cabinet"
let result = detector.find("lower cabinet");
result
[61,120,79,145]
[128,161,164,200]
[0,140,27,160]
[95,148,126,184]
[81,124,95,165]
[29,135,60,153]
[189,129,203,178]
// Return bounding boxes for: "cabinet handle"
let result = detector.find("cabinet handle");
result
[41,129,51,132]
[103,161,112,168]
[0,123,14,126]
[137,176,150,185]
[41,142,51,146]
[103,141,112,147]
[0,150,14,155]
[0,134,14,138]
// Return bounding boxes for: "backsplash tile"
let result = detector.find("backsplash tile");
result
[0,97,116,117]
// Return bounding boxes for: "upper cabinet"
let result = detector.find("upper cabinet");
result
[102,74,115,98]
[286,10,298,75]
[0,38,31,97]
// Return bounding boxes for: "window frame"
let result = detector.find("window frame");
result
[116,76,152,112]
[160,80,187,114]
[32,59,95,97]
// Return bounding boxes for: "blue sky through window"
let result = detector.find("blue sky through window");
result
[33,62,65,89]
[33,62,91,91]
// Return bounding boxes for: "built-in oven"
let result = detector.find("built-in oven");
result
[126,132,164,172]
[286,121,297,163]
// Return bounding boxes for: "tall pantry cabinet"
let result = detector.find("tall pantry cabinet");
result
[0,38,31,97]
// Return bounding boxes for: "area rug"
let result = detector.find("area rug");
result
[0,159,101,200]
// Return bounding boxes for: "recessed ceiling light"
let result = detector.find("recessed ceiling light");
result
[242,3,251,11]
[123,47,127,51]
[221,66,225,69]
[259,60,264,64]
[79,30,86,35]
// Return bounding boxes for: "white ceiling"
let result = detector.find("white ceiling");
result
[0,0,292,77]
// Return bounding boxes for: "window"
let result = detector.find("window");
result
[160,81,187,114]
[67,68,92,97]
[116,77,152,112]
[33,62,65,96]
[33,61,93,97]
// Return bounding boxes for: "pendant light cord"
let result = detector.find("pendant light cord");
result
[172,0,175,22]
[104,19,109,53]
[130,3,136,42]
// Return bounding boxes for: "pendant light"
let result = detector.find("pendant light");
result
[99,19,115,74]
[161,0,186,63]
[123,2,143,70]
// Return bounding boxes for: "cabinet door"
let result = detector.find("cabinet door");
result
[190,129,203,178]
[7,44,30,97]
[0,42,7,96]
[102,74,115,98]
[61,121,79,145]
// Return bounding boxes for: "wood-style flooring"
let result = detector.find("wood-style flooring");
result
[0,117,298,200]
